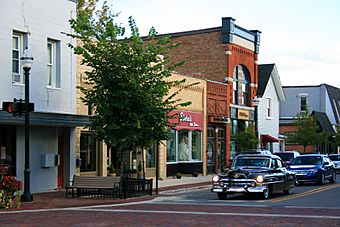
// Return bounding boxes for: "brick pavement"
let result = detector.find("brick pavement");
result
[0,180,211,211]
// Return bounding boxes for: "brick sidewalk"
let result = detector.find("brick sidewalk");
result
[1,181,210,211]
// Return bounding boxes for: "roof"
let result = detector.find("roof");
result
[311,111,336,135]
[257,64,285,101]
[325,84,340,125]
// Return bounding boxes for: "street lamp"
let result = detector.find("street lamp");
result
[252,96,260,147]
[20,47,34,202]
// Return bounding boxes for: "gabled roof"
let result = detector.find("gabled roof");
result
[325,84,340,125]
[257,64,285,101]
[311,111,335,135]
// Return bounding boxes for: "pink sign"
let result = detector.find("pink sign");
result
[168,110,203,131]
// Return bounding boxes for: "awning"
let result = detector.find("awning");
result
[261,134,279,143]
[0,111,91,127]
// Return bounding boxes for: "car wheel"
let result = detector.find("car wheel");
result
[283,187,291,195]
[329,171,336,183]
[259,186,269,200]
[319,173,325,185]
[217,192,228,200]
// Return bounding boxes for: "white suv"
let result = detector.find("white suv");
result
[274,151,300,166]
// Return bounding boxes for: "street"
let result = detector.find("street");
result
[1,177,340,226]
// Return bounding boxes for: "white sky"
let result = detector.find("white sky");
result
[100,0,340,87]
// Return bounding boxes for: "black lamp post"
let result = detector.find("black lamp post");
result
[252,96,260,148]
[20,47,34,202]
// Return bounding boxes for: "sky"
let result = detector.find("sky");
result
[99,0,340,88]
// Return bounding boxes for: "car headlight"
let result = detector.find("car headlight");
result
[212,175,220,182]
[310,169,319,173]
[256,175,264,183]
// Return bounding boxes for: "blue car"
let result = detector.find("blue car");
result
[288,154,336,185]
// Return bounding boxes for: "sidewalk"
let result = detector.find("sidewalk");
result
[3,175,212,211]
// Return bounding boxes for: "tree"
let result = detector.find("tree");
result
[236,125,259,152]
[285,114,323,153]
[67,1,190,169]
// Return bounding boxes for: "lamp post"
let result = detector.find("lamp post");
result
[252,96,260,148]
[20,47,34,202]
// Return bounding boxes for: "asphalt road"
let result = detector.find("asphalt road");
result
[0,176,339,226]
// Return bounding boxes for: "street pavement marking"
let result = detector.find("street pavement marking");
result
[269,183,340,203]
[74,207,340,220]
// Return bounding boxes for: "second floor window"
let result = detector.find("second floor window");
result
[266,98,272,118]
[12,32,27,84]
[232,65,250,106]
[300,97,307,114]
[47,39,60,88]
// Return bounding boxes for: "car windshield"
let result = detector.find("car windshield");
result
[329,155,340,161]
[232,157,270,168]
[290,156,322,165]
[275,153,294,162]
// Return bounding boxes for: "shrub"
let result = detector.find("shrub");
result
[0,176,23,209]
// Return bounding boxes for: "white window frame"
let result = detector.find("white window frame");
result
[47,39,60,88]
[167,130,202,163]
[300,96,307,115]
[12,32,26,84]
[266,97,272,118]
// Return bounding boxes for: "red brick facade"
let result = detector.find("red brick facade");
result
[165,19,260,173]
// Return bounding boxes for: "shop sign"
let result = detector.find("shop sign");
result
[209,116,230,124]
[238,109,250,120]
[168,110,203,130]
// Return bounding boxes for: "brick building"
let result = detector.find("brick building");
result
[164,17,261,173]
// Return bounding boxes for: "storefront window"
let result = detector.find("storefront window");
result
[146,145,156,168]
[178,130,189,161]
[166,129,176,162]
[80,133,97,172]
[168,129,202,163]
[192,131,201,161]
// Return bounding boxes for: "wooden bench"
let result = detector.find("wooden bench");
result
[66,175,120,198]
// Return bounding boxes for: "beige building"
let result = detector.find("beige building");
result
[76,54,207,179]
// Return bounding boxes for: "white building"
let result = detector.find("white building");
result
[256,64,285,152]
[0,0,88,192]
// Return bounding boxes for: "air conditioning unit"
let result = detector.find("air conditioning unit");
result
[12,73,21,83]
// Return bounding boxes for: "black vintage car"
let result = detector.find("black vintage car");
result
[211,153,296,200]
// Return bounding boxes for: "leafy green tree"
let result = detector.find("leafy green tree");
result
[285,114,323,153]
[236,125,259,152]
[67,1,190,169]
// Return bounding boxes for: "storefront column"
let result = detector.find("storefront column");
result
[214,127,219,174]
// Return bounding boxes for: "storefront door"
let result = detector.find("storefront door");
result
[207,126,225,174]
[0,125,16,176]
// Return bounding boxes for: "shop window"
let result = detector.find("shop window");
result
[80,133,97,172]
[167,129,202,163]
[178,130,189,161]
[146,145,156,168]
[191,131,201,161]
[166,129,176,162]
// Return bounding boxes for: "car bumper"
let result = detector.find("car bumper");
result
[295,173,322,182]
[211,184,267,194]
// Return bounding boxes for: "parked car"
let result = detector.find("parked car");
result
[211,153,296,200]
[288,154,336,185]
[328,154,340,173]
[274,151,300,166]
[234,149,272,157]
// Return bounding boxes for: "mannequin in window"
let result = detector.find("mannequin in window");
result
[179,135,189,161]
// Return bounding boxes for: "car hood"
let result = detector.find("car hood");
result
[288,165,321,170]
[223,168,269,179]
